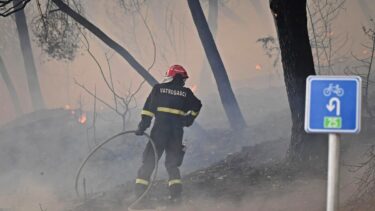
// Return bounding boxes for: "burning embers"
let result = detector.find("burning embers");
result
[78,112,87,124]
[255,64,262,71]
[64,104,87,125]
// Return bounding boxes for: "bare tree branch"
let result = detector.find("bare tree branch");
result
[0,0,30,17]
[51,0,158,85]
[74,79,120,115]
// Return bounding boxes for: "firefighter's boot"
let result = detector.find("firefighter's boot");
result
[168,182,182,206]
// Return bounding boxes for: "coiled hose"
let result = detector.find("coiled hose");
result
[74,130,158,210]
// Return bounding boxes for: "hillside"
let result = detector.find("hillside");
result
[0,108,373,211]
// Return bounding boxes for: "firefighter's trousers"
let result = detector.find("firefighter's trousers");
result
[135,123,185,199]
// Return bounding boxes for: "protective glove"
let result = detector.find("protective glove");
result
[135,121,147,136]
[183,115,195,127]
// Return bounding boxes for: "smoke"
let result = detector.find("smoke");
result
[236,179,326,211]
[0,178,66,211]
[122,178,326,211]
[0,1,373,210]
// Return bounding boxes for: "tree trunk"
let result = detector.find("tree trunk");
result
[270,0,327,166]
[51,0,158,86]
[188,0,247,130]
[13,0,45,110]
[0,55,22,114]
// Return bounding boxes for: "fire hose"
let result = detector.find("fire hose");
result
[74,130,158,209]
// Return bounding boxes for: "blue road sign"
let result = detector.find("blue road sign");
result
[305,76,362,133]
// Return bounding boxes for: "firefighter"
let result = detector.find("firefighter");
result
[134,64,202,207]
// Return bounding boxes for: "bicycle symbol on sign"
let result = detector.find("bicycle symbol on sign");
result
[323,83,344,97]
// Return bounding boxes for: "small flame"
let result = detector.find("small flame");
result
[78,112,87,124]
[255,64,262,71]
[191,84,198,93]
[64,104,71,110]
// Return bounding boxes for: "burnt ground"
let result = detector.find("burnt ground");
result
[1,109,374,211]
[68,120,375,211]
[70,136,328,211]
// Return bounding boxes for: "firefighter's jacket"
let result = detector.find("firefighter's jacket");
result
[139,81,202,129]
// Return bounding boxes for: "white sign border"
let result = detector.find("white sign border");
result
[305,75,362,134]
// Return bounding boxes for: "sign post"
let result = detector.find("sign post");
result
[305,76,361,211]
[327,133,340,211]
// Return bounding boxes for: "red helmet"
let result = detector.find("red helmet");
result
[166,65,189,79]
